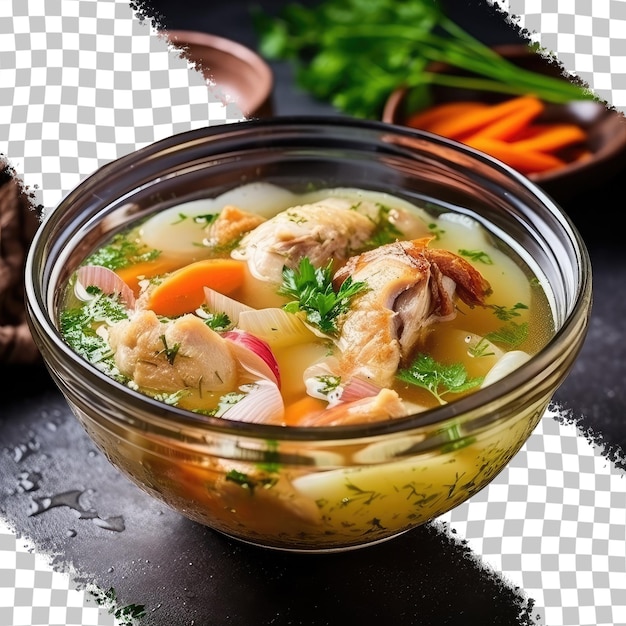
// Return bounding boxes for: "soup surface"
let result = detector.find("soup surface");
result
[60,183,555,427]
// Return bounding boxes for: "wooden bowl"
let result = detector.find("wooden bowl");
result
[382,44,626,201]
[164,30,274,119]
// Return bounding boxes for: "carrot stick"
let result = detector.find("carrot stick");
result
[573,150,593,163]
[509,123,587,153]
[464,97,544,142]
[147,258,246,317]
[464,136,566,174]
[427,95,544,140]
[406,101,488,130]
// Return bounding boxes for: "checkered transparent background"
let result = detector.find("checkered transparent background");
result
[1,1,626,625]
[494,0,626,109]
[0,0,244,215]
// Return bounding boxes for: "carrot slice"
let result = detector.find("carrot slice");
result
[147,258,246,317]
[406,101,488,131]
[509,123,587,153]
[282,395,326,426]
[464,136,566,174]
[427,95,544,140]
[115,257,186,294]
[464,97,544,142]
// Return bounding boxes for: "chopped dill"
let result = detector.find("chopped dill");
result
[156,335,180,365]
[85,232,159,272]
[59,289,129,379]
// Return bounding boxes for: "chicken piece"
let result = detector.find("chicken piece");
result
[108,309,237,393]
[300,388,409,427]
[231,197,381,283]
[332,237,490,388]
[204,205,266,249]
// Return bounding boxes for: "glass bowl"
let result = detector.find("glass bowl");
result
[24,117,592,552]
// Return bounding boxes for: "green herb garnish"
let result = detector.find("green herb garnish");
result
[314,375,342,396]
[173,212,220,226]
[364,203,404,247]
[92,587,146,626]
[207,391,247,418]
[157,334,180,365]
[59,289,129,376]
[485,321,529,348]
[86,232,159,272]
[397,353,483,404]
[225,469,278,494]
[459,249,493,265]
[427,222,445,240]
[490,302,529,322]
[200,309,232,331]
[253,0,592,119]
[467,336,496,358]
[278,257,368,335]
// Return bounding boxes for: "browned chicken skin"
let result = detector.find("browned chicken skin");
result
[331,237,491,388]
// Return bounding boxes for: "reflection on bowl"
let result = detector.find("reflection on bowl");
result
[164,29,274,119]
[25,118,592,552]
[382,44,626,202]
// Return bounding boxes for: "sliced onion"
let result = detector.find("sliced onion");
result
[223,329,281,388]
[220,381,285,425]
[303,359,342,403]
[339,377,382,404]
[75,265,135,310]
[481,350,531,388]
[202,287,253,326]
[237,307,316,348]
[303,358,381,407]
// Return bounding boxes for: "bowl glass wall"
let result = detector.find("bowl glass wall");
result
[25,118,592,552]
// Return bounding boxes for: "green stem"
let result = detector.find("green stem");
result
[315,26,589,102]
[418,72,577,102]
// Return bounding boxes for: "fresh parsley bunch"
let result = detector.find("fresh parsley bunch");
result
[253,0,592,119]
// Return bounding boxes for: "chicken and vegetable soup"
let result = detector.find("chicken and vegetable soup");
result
[60,183,554,427]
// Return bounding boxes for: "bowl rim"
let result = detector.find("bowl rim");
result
[25,115,593,443]
[162,29,274,116]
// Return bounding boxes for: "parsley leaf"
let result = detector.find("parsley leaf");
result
[397,353,483,404]
[199,308,232,331]
[278,257,368,336]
